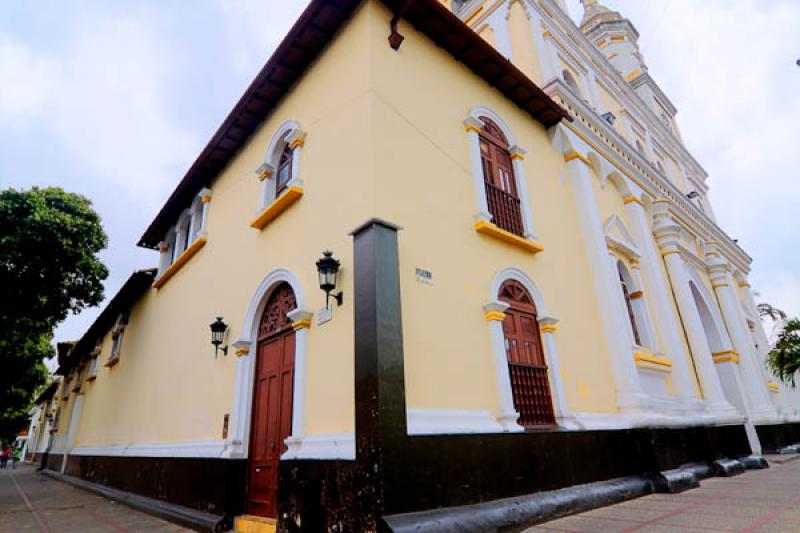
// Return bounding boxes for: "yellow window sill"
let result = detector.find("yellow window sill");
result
[634,352,672,373]
[104,356,120,368]
[474,220,543,254]
[152,236,207,289]
[250,187,303,230]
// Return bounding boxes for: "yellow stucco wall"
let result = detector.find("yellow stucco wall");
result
[70,3,385,447]
[369,5,617,414]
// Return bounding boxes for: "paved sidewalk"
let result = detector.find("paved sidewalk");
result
[0,463,190,533]
[526,456,800,533]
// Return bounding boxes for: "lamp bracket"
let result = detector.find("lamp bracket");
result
[327,291,343,308]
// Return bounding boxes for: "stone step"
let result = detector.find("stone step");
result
[235,514,276,533]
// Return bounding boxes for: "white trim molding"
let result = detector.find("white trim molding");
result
[227,268,308,459]
[282,433,355,461]
[486,267,577,429]
[255,119,306,210]
[69,440,229,458]
[407,409,505,435]
[464,106,538,240]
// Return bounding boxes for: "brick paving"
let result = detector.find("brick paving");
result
[526,456,800,533]
[0,463,190,533]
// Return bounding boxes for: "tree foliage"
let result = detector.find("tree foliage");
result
[0,187,109,439]
[767,319,800,387]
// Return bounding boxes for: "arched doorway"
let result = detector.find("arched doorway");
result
[247,282,297,517]
[499,280,556,427]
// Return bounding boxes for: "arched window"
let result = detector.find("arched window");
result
[635,139,644,154]
[157,188,211,278]
[479,117,524,236]
[256,121,305,212]
[498,279,555,427]
[618,262,642,346]
[562,69,581,98]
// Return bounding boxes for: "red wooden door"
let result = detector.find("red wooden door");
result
[499,280,556,427]
[247,283,296,517]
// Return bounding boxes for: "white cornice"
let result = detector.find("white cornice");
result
[531,0,707,180]
[546,79,751,273]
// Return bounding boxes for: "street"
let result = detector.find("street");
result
[0,463,189,532]
[527,456,800,533]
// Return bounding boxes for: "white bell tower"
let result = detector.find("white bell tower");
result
[579,0,678,132]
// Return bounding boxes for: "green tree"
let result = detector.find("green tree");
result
[767,319,800,387]
[0,187,109,439]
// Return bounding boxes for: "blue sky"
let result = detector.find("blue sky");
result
[1,0,798,355]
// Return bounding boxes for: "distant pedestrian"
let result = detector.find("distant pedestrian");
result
[0,446,10,469]
[12,447,21,469]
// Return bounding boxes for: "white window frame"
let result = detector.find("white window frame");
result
[108,312,129,363]
[463,106,538,241]
[255,120,306,211]
[157,188,211,273]
[485,268,575,430]
[604,216,660,352]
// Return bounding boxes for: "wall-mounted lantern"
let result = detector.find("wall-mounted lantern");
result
[209,317,229,358]
[316,250,343,309]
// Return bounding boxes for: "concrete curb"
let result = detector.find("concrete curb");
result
[384,475,654,532]
[383,456,756,532]
[41,469,226,532]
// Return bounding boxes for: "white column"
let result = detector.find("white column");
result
[707,245,777,421]
[564,153,645,413]
[585,70,602,111]
[255,163,274,210]
[198,188,212,236]
[738,279,793,417]
[490,14,514,61]
[285,309,313,455]
[483,301,523,432]
[464,117,492,223]
[624,196,697,402]
[509,145,538,240]
[286,129,306,189]
[528,9,556,81]
[538,315,578,428]
[226,339,255,459]
[652,201,737,418]
[737,279,775,379]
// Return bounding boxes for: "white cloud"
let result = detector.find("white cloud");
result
[0,14,197,204]
[0,36,56,115]
[216,0,308,76]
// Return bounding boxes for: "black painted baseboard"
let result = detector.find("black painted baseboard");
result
[755,422,800,452]
[278,423,751,531]
[42,469,225,532]
[54,454,246,523]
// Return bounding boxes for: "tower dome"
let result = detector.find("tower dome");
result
[579,0,645,82]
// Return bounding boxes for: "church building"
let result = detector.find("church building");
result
[36,0,800,531]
